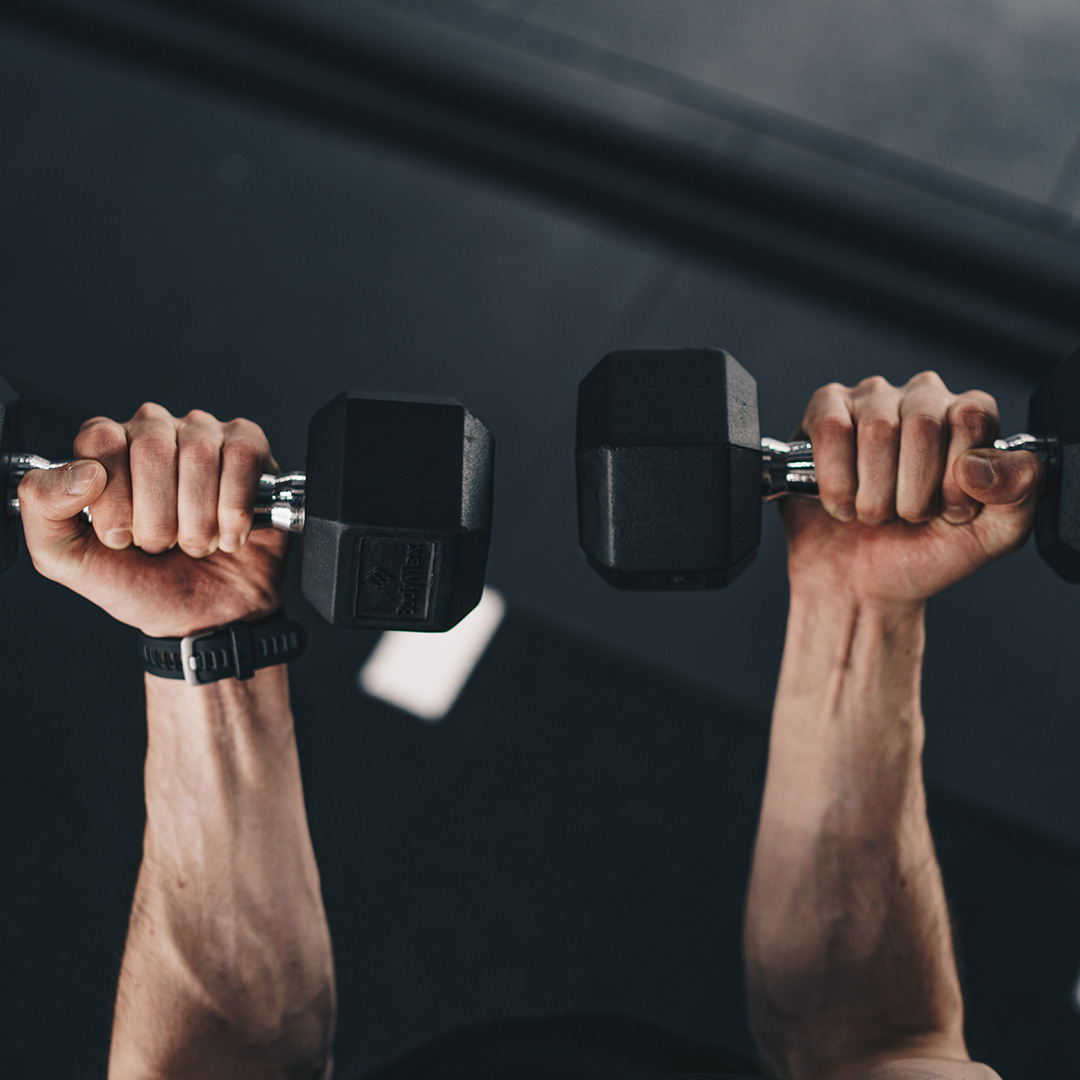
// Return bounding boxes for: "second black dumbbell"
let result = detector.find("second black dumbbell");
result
[576,348,1076,590]
[1,378,494,631]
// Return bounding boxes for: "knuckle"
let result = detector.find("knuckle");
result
[808,382,848,408]
[897,493,935,522]
[1016,453,1042,491]
[857,510,892,527]
[78,415,119,435]
[178,533,214,557]
[131,433,176,465]
[904,412,946,442]
[183,407,221,426]
[950,399,997,440]
[224,417,267,444]
[856,374,893,395]
[135,530,177,552]
[182,438,223,469]
[229,437,265,461]
[857,416,900,445]
[812,412,854,441]
[961,388,998,413]
[907,369,947,391]
[133,401,173,422]
[222,438,268,476]
[15,469,43,507]
[858,508,894,527]
[821,475,857,503]
[74,419,127,457]
[854,484,895,521]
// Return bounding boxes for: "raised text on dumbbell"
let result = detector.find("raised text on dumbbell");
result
[356,537,436,622]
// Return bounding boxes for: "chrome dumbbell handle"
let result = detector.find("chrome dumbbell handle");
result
[761,434,1056,501]
[6,454,306,533]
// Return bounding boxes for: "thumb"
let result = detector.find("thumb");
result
[18,460,109,577]
[955,448,1044,508]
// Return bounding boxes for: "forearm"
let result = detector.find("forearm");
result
[108,665,336,1080]
[744,591,966,1080]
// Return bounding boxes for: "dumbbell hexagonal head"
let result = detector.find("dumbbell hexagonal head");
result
[576,349,761,589]
[303,393,494,630]
[1028,346,1080,583]
[0,375,22,577]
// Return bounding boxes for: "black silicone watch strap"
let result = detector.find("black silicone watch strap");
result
[136,609,307,686]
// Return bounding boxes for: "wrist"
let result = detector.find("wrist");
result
[776,585,926,751]
[144,662,293,731]
[787,576,926,625]
[138,604,284,640]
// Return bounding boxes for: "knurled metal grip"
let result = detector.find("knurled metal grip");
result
[760,433,1056,501]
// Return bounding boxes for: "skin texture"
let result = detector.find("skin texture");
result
[744,372,1038,1080]
[18,404,336,1080]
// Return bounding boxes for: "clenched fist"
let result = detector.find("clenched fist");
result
[17,402,290,638]
[785,371,1044,607]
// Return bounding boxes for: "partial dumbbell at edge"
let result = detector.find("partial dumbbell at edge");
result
[0,376,494,631]
[576,347,1079,590]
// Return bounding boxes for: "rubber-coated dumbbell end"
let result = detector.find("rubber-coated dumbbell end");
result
[760,433,1056,502]
[7,453,307,534]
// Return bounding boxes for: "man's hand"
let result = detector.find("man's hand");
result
[744,371,1019,1080]
[784,370,1043,607]
[17,399,334,1078]
[17,402,289,636]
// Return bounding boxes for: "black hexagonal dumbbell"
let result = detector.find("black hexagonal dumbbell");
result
[0,376,494,631]
[576,347,1075,590]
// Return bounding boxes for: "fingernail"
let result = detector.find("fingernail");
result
[219,533,240,553]
[67,461,101,496]
[104,528,131,549]
[836,503,856,522]
[963,453,995,489]
[943,504,971,524]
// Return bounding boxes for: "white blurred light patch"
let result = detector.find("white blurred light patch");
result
[357,588,506,721]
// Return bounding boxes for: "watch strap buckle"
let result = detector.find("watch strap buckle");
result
[180,627,218,687]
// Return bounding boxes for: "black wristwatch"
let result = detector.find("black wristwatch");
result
[135,608,308,686]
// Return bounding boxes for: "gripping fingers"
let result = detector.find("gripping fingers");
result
[851,377,902,525]
[72,418,133,549]
[126,403,180,554]
[177,412,225,557]
[895,372,950,523]
[217,419,274,553]
[802,383,857,521]
[942,391,1000,523]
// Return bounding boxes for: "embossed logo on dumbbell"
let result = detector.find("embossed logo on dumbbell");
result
[366,567,395,590]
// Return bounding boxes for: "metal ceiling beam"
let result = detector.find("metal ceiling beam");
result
[2,0,1078,375]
